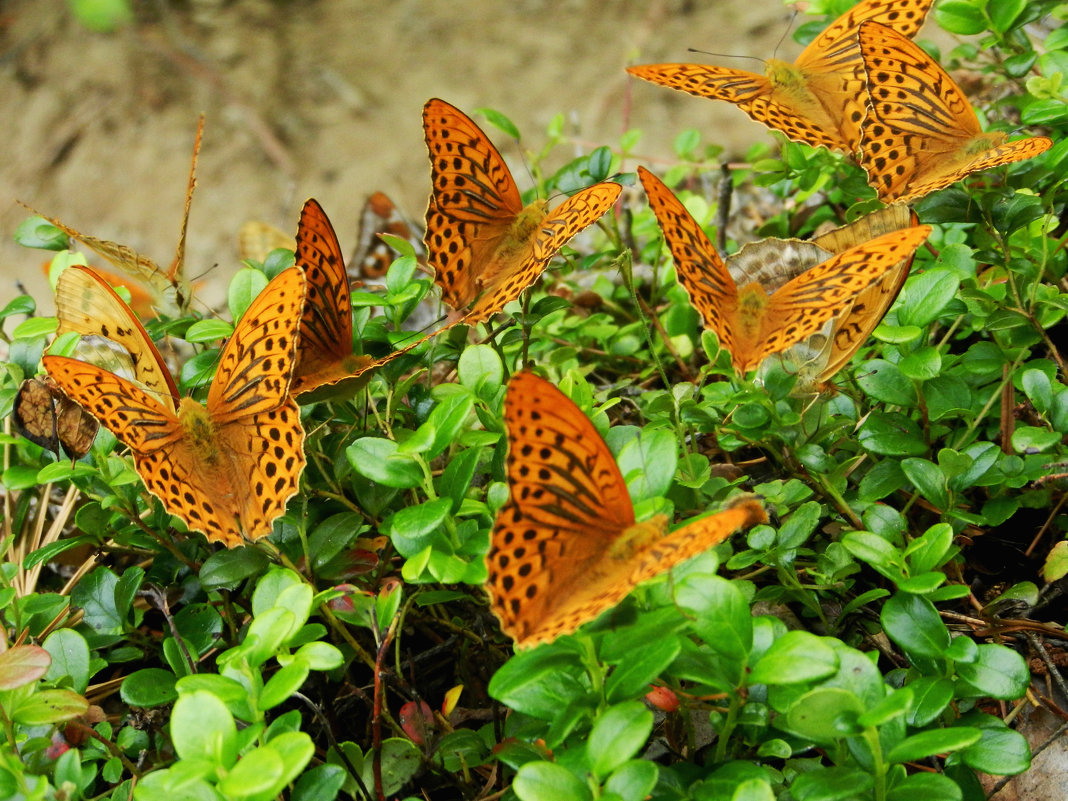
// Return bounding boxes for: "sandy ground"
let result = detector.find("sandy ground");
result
[0,0,798,318]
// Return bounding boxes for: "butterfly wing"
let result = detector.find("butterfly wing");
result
[486,371,637,646]
[753,226,931,371]
[423,98,525,309]
[858,22,1052,202]
[288,199,363,396]
[207,266,307,422]
[627,63,847,151]
[55,265,180,412]
[627,498,767,587]
[238,221,295,264]
[638,167,740,360]
[811,206,917,382]
[351,192,426,281]
[795,0,934,151]
[464,182,621,324]
[628,0,933,153]
[43,356,184,455]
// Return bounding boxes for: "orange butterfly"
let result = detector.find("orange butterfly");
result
[23,116,205,317]
[638,167,931,374]
[627,0,934,154]
[291,198,444,398]
[858,21,1053,203]
[731,206,919,391]
[44,267,308,547]
[423,98,621,324]
[485,371,767,648]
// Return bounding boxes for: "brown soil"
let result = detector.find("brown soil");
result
[0,0,795,317]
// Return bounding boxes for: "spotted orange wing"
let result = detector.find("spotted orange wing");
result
[55,265,180,412]
[858,22,1053,202]
[44,267,308,546]
[640,167,931,373]
[627,0,933,153]
[638,167,740,357]
[423,98,621,323]
[485,371,766,648]
[808,206,918,382]
[465,182,622,324]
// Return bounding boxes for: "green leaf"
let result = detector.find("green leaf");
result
[907,678,956,726]
[900,269,960,327]
[389,498,452,557]
[783,688,864,745]
[618,428,676,501]
[68,0,133,32]
[1011,426,1060,454]
[171,690,238,767]
[675,575,752,669]
[260,660,311,710]
[362,738,422,796]
[988,0,1025,32]
[790,767,873,801]
[347,437,424,488]
[291,764,346,801]
[10,688,88,725]
[218,743,285,797]
[858,412,927,457]
[905,523,954,574]
[476,107,519,140]
[199,547,271,590]
[935,2,985,36]
[604,762,658,801]
[121,668,178,707]
[901,459,949,510]
[605,637,680,702]
[14,216,69,250]
[184,319,234,344]
[749,632,837,685]
[886,772,963,801]
[1021,369,1052,414]
[587,701,653,779]
[457,345,503,395]
[514,762,592,801]
[228,267,269,322]
[959,714,1031,774]
[858,360,917,407]
[887,727,981,763]
[71,568,123,637]
[43,629,90,694]
[955,644,1029,699]
[881,593,950,659]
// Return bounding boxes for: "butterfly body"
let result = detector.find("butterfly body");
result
[858,21,1052,202]
[45,266,307,546]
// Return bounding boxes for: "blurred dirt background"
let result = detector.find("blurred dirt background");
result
[0,0,797,317]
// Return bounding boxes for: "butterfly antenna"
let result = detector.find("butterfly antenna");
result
[772,8,799,61]
[685,48,765,68]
